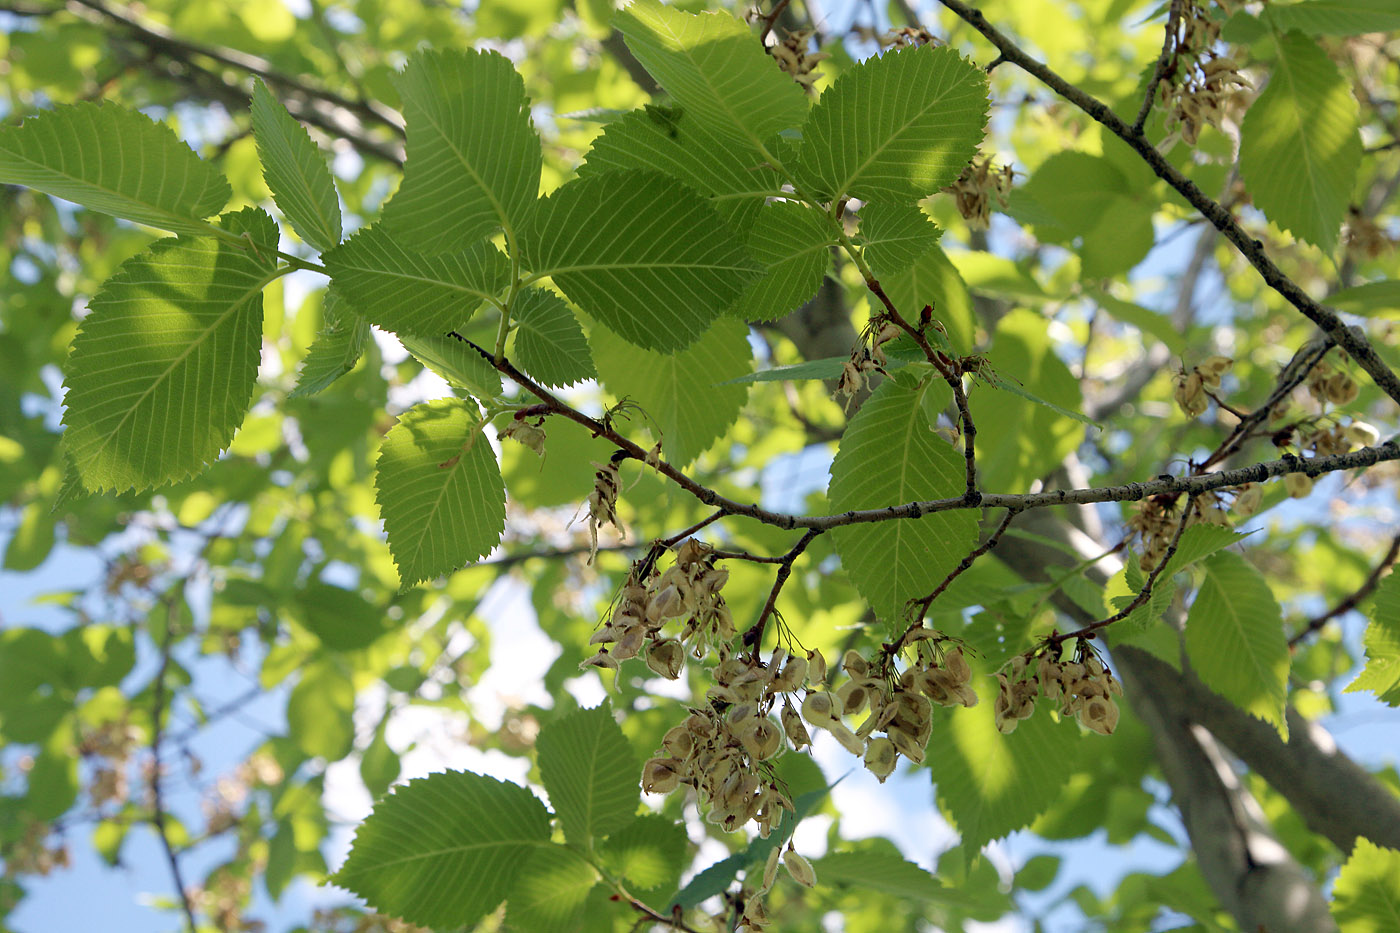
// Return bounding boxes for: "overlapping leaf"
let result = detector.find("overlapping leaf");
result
[399,334,503,399]
[727,200,833,322]
[860,202,942,279]
[1265,0,1400,36]
[506,844,599,933]
[1331,838,1400,932]
[1328,280,1400,318]
[511,288,596,388]
[1240,32,1360,253]
[1346,572,1400,707]
[1184,551,1290,738]
[536,704,639,845]
[251,81,342,252]
[880,242,977,353]
[930,694,1082,852]
[0,101,229,235]
[828,373,978,622]
[590,316,752,466]
[323,225,509,337]
[616,0,807,148]
[333,770,551,929]
[1018,151,1155,278]
[62,208,278,492]
[599,815,689,891]
[290,290,369,398]
[815,847,981,907]
[578,107,783,231]
[384,48,541,251]
[374,398,506,587]
[287,661,354,759]
[795,44,988,202]
[525,172,758,352]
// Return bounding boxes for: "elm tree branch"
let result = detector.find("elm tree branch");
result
[934,0,1400,409]
[894,507,1019,650]
[150,596,199,933]
[1288,533,1400,647]
[743,528,824,658]
[1132,0,1183,135]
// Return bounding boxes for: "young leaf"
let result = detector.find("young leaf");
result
[289,290,370,398]
[599,815,689,892]
[0,101,230,235]
[506,844,599,933]
[795,45,989,202]
[1331,837,1400,932]
[880,242,977,353]
[815,847,982,907]
[828,373,979,622]
[860,202,942,279]
[510,288,597,388]
[536,704,639,845]
[1327,280,1400,318]
[383,48,541,252]
[62,208,278,492]
[332,770,551,929]
[930,693,1082,852]
[286,661,354,760]
[1239,32,1361,253]
[1345,572,1400,707]
[374,398,507,588]
[523,171,759,352]
[250,81,342,252]
[590,316,752,467]
[578,107,783,231]
[727,200,834,322]
[1184,551,1290,738]
[615,0,807,148]
[399,334,504,399]
[323,225,509,338]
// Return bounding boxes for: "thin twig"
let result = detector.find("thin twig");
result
[1047,494,1196,645]
[934,0,1400,410]
[760,0,793,43]
[1199,335,1332,470]
[150,597,199,933]
[1289,535,1400,647]
[895,508,1020,649]
[1132,0,1183,135]
[743,528,824,657]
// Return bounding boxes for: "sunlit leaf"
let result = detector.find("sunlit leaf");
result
[250,80,342,252]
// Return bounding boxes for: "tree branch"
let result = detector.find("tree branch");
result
[743,528,824,657]
[150,597,198,933]
[1288,534,1400,647]
[934,0,1400,410]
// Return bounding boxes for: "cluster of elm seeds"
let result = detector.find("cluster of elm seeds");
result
[995,650,1123,736]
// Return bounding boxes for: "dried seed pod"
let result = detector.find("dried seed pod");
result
[1325,372,1359,406]
[1233,483,1263,518]
[1344,421,1380,448]
[783,847,818,888]
[944,647,971,683]
[1284,472,1314,499]
[645,639,685,680]
[781,704,811,749]
[642,758,683,794]
[762,845,782,892]
[842,649,870,678]
[801,692,839,726]
[807,649,828,686]
[863,736,898,782]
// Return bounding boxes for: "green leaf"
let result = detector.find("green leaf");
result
[795,45,988,202]
[507,844,599,933]
[1184,551,1290,738]
[1331,838,1400,932]
[1239,31,1361,253]
[290,290,370,399]
[323,225,509,338]
[615,0,807,148]
[1086,290,1187,354]
[590,316,752,467]
[510,288,596,388]
[265,821,296,900]
[383,48,541,252]
[287,661,354,760]
[296,580,391,650]
[26,725,79,820]
[536,704,639,845]
[880,242,977,353]
[523,171,759,352]
[1111,554,1178,634]
[1018,151,1154,278]
[374,398,507,587]
[599,815,689,892]
[828,373,979,622]
[727,200,833,322]
[970,311,1089,494]
[332,770,551,929]
[931,694,1082,852]
[399,334,503,399]
[579,107,783,231]
[1264,0,1400,36]
[860,202,942,279]
[1345,572,1400,707]
[816,847,982,907]
[1163,525,1251,574]
[0,101,230,235]
[250,81,342,252]
[62,207,278,492]
[360,718,401,801]
[1328,280,1400,318]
